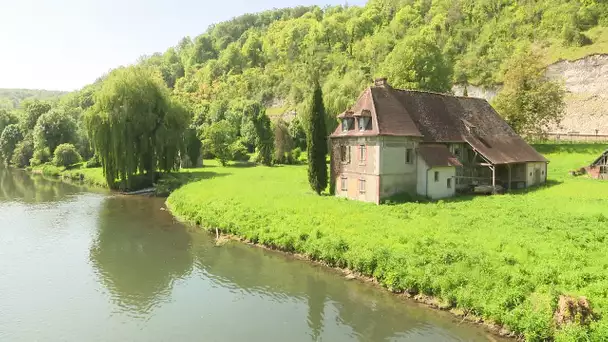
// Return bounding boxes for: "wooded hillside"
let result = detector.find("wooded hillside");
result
[0,89,66,109]
[131,0,608,119]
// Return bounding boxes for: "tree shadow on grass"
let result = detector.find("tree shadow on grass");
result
[381,179,564,205]
[228,161,257,168]
[173,170,231,183]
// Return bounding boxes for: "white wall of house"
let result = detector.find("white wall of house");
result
[416,155,429,197]
[526,162,548,187]
[378,137,419,199]
[426,167,457,199]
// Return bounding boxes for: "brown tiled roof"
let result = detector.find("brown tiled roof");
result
[418,144,463,168]
[331,83,547,164]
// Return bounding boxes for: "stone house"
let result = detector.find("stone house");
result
[329,79,548,204]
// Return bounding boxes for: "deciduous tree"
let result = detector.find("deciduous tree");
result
[200,120,237,166]
[379,32,452,92]
[85,66,189,189]
[0,124,23,164]
[493,51,566,138]
[33,108,78,154]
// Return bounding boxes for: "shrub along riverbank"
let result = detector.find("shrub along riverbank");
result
[167,144,608,341]
[30,164,108,188]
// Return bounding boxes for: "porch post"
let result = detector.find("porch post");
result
[491,165,496,193]
[507,164,512,191]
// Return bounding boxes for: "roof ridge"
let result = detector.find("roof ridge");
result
[385,86,490,102]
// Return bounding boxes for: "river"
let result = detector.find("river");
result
[0,168,504,341]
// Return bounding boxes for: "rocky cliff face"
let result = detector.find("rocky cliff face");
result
[452,54,608,135]
[546,54,608,134]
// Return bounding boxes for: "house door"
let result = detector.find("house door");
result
[534,169,541,184]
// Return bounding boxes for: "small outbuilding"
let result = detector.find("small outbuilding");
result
[585,150,608,179]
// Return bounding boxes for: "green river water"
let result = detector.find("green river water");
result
[0,167,505,341]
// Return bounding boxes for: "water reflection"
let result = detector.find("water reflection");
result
[0,167,89,203]
[89,196,194,316]
[189,239,486,341]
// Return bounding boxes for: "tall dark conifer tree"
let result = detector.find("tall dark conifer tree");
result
[306,81,328,195]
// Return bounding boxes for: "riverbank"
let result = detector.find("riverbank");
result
[30,164,108,188]
[167,144,608,341]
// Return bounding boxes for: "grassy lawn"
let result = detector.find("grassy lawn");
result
[167,144,608,341]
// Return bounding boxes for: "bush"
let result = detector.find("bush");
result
[85,154,101,168]
[292,147,302,161]
[30,147,51,167]
[230,140,250,162]
[11,139,34,168]
[562,24,593,46]
[52,143,82,167]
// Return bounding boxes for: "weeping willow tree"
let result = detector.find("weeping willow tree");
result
[85,67,189,189]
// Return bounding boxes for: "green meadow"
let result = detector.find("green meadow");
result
[167,144,608,341]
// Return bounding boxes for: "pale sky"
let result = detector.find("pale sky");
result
[0,0,365,91]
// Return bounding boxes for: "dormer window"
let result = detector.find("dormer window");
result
[356,110,372,131]
[341,118,354,131]
[358,117,371,131]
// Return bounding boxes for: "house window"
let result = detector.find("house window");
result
[358,117,371,131]
[341,177,348,191]
[342,118,353,131]
[454,147,460,158]
[340,145,350,163]
[405,148,413,164]
[359,145,366,163]
[434,171,439,182]
[359,179,366,193]
[447,178,452,189]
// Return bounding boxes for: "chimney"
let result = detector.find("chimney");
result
[374,77,388,87]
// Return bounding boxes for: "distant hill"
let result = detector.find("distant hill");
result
[0,89,67,109]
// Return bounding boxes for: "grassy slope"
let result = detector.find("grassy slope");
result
[167,144,608,340]
[545,26,608,64]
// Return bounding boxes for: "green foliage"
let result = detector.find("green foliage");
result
[30,147,51,167]
[0,124,23,164]
[52,143,82,167]
[288,115,307,150]
[379,32,452,92]
[229,139,250,162]
[273,119,294,164]
[10,138,34,168]
[85,66,189,188]
[244,102,273,166]
[0,108,18,133]
[493,51,566,138]
[21,99,52,130]
[85,154,101,168]
[168,144,608,340]
[184,127,202,168]
[306,82,328,195]
[201,120,237,166]
[33,107,78,154]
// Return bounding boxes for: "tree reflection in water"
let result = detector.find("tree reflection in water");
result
[0,167,84,203]
[89,196,193,316]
